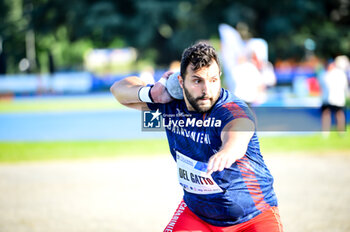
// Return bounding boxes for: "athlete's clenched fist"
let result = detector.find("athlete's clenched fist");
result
[150,71,174,104]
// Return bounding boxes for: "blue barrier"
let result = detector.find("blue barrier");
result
[0,72,92,94]
[274,67,316,85]
[0,106,348,141]
[0,71,166,94]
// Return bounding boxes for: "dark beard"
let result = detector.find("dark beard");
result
[183,84,221,113]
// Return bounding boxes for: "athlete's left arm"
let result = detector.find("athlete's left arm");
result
[207,118,255,175]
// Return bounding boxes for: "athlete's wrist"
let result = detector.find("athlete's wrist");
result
[138,84,154,103]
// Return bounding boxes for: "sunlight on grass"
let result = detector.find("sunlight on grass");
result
[0,139,170,163]
[0,131,349,163]
[0,96,125,112]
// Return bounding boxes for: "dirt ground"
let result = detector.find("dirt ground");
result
[0,152,349,232]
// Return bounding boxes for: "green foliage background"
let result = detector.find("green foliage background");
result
[1,0,350,73]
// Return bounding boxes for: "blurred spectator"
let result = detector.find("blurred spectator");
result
[231,56,265,105]
[218,23,276,105]
[320,55,349,136]
[250,51,276,88]
[260,61,277,87]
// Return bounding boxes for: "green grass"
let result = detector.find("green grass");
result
[0,139,170,163]
[0,131,349,163]
[259,131,350,154]
[0,97,125,113]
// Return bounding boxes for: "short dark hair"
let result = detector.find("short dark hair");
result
[180,42,220,79]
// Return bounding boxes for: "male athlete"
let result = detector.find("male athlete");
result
[110,43,283,232]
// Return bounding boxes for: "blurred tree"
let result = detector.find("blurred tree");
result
[0,0,349,73]
[0,0,8,74]
[1,0,28,73]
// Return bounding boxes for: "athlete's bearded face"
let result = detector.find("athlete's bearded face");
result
[179,61,221,113]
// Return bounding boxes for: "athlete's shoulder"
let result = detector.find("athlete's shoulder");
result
[212,89,248,112]
[211,89,253,121]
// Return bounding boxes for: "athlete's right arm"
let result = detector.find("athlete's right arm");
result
[110,71,174,111]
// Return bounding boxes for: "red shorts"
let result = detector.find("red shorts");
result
[164,200,283,232]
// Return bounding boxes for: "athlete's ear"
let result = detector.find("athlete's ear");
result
[178,75,184,89]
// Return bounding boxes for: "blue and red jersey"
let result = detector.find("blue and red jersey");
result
[147,88,278,227]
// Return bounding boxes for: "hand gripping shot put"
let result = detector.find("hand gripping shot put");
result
[110,42,283,232]
[166,72,184,100]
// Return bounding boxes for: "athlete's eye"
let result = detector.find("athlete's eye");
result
[194,79,200,84]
